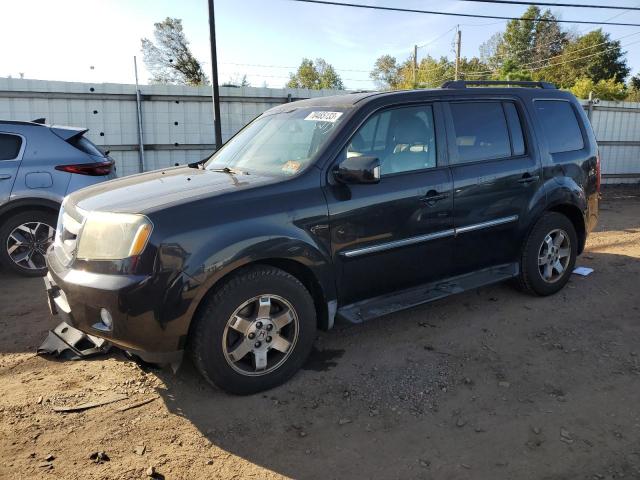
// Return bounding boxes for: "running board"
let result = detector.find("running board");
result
[337,263,519,324]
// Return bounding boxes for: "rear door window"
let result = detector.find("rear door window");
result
[449,102,511,164]
[534,100,584,153]
[0,133,23,160]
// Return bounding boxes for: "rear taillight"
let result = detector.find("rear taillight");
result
[595,152,601,193]
[55,160,114,176]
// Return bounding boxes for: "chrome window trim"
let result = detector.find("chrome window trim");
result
[341,215,518,258]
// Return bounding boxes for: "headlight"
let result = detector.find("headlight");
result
[77,212,153,260]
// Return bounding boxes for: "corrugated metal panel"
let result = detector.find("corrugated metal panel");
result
[0,78,346,175]
[580,99,640,184]
[2,79,638,184]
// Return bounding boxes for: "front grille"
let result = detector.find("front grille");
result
[54,202,85,267]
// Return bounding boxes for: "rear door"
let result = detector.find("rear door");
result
[444,98,543,274]
[0,132,25,203]
[325,102,454,305]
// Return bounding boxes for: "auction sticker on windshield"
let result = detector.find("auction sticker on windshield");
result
[305,111,344,122]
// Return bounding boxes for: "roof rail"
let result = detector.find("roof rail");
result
[442,80,557,90]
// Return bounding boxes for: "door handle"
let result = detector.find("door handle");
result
[0,174,12,180]
[420,191,449,205]
[517,173,539,184]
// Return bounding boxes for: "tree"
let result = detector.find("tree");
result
[370,55,401,89]
[495,59,532,81]
[141,18,208,86]
[287,58,344,90]
[221,74,250,88]
[570,77,627,101]
[486,7,567,73]
[500,5,540,66]
[539,30,629,88]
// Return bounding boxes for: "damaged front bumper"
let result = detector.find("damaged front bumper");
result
[43,257,185,368]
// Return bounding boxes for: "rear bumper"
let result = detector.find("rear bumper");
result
[44,248,190,363]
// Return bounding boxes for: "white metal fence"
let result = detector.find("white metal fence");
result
[0,78,638,183]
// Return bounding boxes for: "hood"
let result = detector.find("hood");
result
[67,166,275,214]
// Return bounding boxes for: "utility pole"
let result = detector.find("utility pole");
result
[133,56,145,173]
[207,0,223,151]
[454,27,462,81]
[413,44,418,89]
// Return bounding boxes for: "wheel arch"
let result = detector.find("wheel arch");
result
[185,256,336,350]
[547,203,587,254]
[0,198,61,225]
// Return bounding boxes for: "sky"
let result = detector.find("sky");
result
[2,0,640,90]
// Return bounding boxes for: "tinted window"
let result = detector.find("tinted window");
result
[504,102,525,156]
[68,136,104,157]
[0,133,22,160]
[450,102,511,164]
[346,105,436,175]
[534,100,584,153]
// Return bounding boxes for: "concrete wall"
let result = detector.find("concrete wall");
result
[1,78,639,183]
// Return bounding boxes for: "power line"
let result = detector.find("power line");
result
[460,36,640,77]
[417,26,459,49]
[454,0,640,10]
[221,61,370,73]
[286,0,640,27]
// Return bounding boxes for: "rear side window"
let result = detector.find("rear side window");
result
[68,136,104,157]
[534,100,584,153]
[0,133,23,160]
[449,102,511,164]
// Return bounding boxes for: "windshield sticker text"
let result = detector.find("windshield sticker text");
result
[304,111,343,123]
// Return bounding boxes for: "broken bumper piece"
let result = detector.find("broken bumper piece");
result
[38,321,111,360]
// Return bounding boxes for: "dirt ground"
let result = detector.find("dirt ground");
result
[1,187,640,480]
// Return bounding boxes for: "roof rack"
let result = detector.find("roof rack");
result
[442,80,557,90]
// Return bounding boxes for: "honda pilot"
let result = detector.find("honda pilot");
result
[44,81,600,394]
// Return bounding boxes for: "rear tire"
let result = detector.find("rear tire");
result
[190,266,317,395]
[0,210,57,277]
[516,212,577,296]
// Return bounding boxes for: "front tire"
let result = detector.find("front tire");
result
[0,210,57,277]
[190,266,317,395]
[516,212,577,296]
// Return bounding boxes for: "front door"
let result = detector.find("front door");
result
[0,133,24,203]
[325,103,454,305]
[443,99,542,274]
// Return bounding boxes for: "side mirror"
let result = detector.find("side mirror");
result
[333,156,381,184]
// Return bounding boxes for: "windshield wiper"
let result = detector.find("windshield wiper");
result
[187,159,206,169]
[208,166,249,175]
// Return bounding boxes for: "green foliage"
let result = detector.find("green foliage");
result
[496,59,532,81]
[371,7,630,94]
[540,30,629,88]
[287,58,344,90]
[370,55,401,89]
[570,77,627,101]
[141,18,208,86]
[222,74,250,88]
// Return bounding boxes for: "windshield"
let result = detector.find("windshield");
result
[205,107,349,176]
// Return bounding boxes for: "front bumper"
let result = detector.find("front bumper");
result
[44,249,186,365]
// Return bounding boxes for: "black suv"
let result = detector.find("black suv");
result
[44,81,600,394]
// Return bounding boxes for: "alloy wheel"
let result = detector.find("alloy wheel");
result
[537,228,571,283]
[222,294,299,376]
[6,222,55,271]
